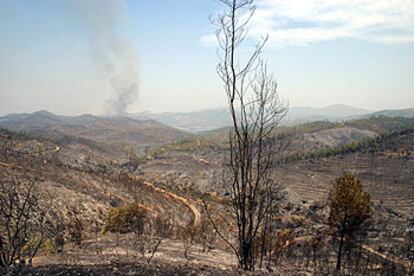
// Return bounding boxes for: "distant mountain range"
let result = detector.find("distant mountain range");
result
[130,105,414,132]
[1,105,413,143]
[285,104,371,125]
[361,108,414,119]
[0,110,192,150]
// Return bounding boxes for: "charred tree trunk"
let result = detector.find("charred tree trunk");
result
[336,229,345,271]
[210,0,287,271]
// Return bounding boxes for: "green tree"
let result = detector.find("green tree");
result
[328,173,371,271]
[103,204,162,265]
[103,204,147,235]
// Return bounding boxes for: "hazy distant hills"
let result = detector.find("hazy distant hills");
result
[131,104,370,132]
[1,105,412,148]
[360,108,414,119]
[130,105,414,132]
[129,108,232,133]
[285,104,371,125]
[0,110,192,150]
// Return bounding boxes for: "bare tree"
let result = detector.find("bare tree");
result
[67,214,83,247]
[134,221,162,265]
[0,179,54,268]
[211,0,287,271]
[199,216,216,253]
[181,224,197,260]
[102,203,162,265]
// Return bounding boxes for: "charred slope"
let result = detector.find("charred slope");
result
[0,128,197,238]
[277,129,414,216]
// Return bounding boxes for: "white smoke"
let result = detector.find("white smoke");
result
[72,0,139,115]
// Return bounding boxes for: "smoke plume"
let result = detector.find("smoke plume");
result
[72,0,139,115]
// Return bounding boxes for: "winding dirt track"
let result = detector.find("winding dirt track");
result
[141,180,201,227]
[3,140,201,228]
[2,140,406,268]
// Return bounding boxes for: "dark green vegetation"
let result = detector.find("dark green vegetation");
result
[148,116,414,162]
[278,127,414,163]
[103,204,147,235]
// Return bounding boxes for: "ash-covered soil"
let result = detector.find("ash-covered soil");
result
[4,261,235,276]
[1,117,413,275]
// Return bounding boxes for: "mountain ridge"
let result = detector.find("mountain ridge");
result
[129,104,413,132]
[0,111,193,151]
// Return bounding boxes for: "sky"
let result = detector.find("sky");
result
[0,0,413,116]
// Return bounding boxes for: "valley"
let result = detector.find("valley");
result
[1,110,413,274]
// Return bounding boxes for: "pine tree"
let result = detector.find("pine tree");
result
[328,173,371,271]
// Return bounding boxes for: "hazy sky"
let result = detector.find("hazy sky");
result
[0,0,413,116]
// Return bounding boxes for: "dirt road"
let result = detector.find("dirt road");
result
[142,180,201,227]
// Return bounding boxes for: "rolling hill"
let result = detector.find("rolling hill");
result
[130,108,232,133]
[129,104,372,132]
[130,105,414,133]
[361,108,414,119]
[0,110,193,151]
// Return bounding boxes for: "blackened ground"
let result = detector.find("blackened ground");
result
[3,260,237,276]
